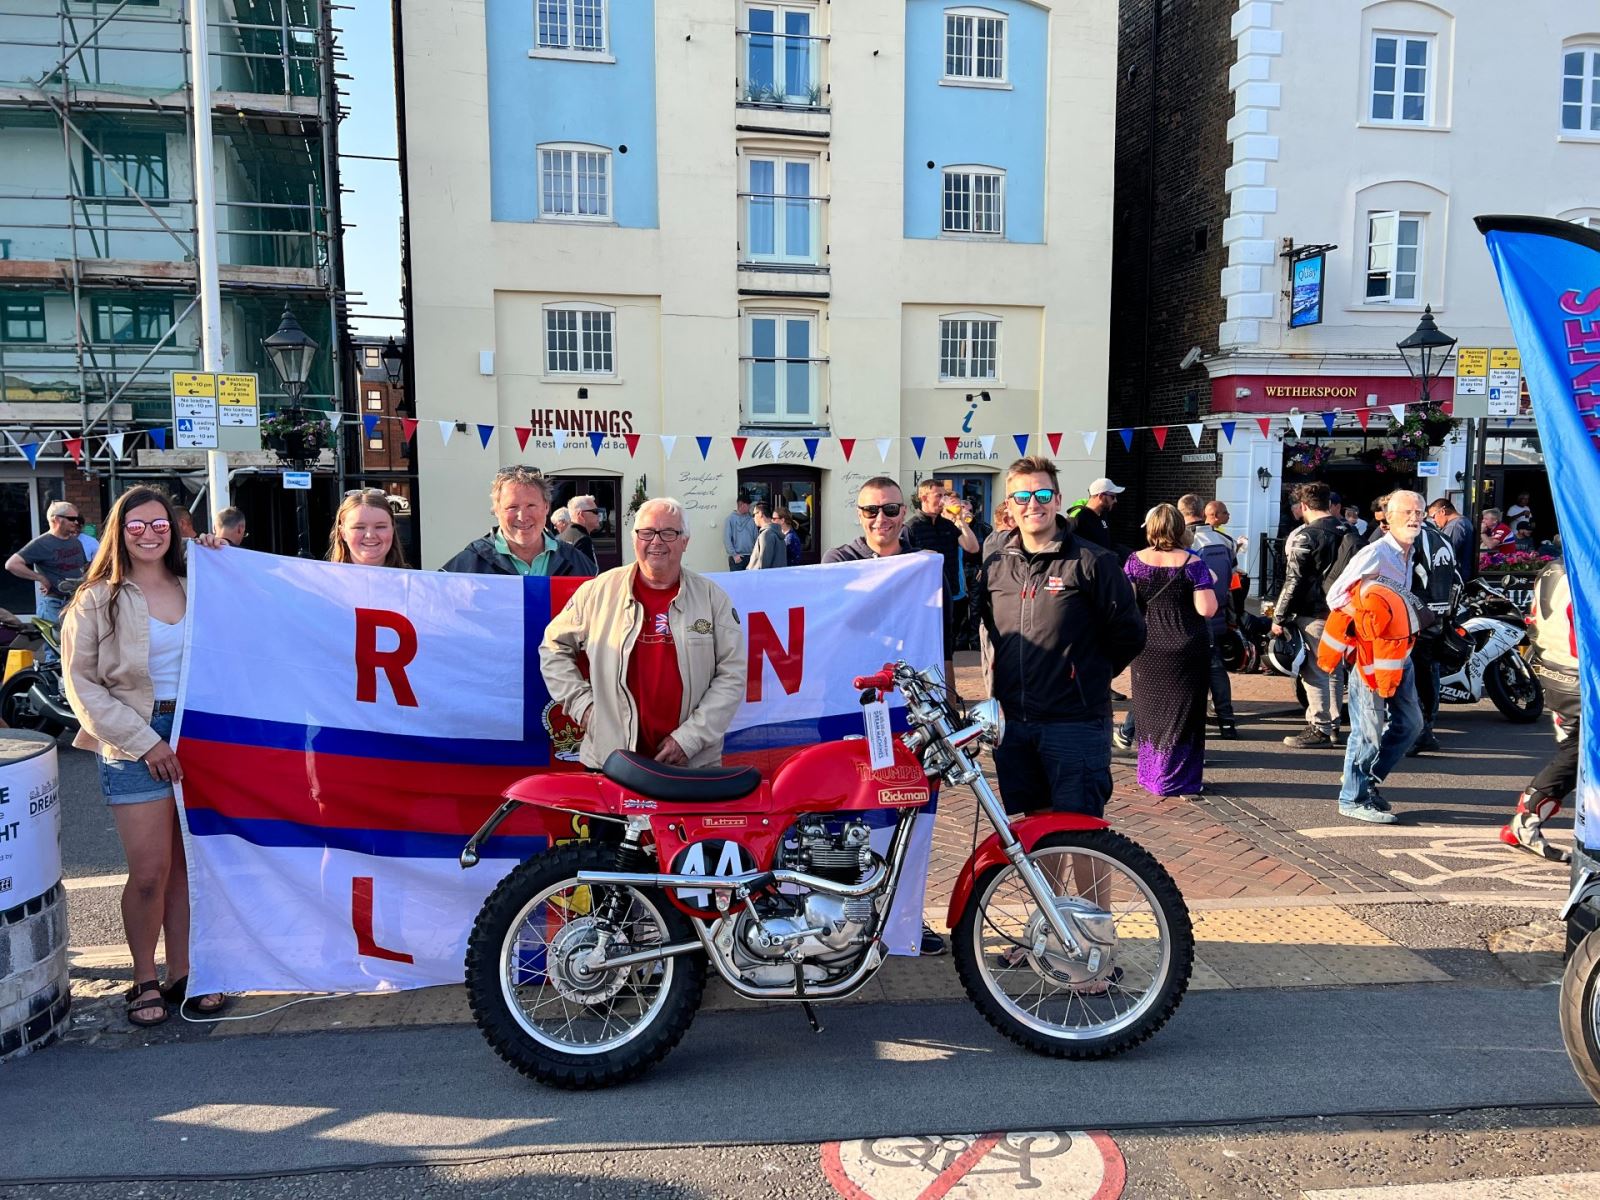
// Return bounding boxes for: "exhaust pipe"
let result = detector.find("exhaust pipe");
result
[27,681,78,730]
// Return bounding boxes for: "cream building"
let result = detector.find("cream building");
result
[398,0,1117,570]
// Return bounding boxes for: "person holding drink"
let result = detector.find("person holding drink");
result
[906,479,980,685]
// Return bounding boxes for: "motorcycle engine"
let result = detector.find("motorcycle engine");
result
[720,818,883,986]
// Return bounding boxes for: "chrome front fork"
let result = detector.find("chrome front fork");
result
[962,762,1086,959]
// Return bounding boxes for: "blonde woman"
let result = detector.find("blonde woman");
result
[62,487,228,1025]
[1123,504,1218,796]
[326,489,408,568]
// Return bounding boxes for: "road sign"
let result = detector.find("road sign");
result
[1488,386,1519,417]
[171,372,216,398]
[1490,347,1521,371]
[171,371,219,448]
[217,373,257,406]
[1456,347,1488,377]
[1417,460,1440,477]
[283,471,312,490]
[175,416,219,449]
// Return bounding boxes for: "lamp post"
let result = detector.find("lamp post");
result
[380,337,404,387]
[1395,304,1462,567]
[1256,465,1273,598]
[263,306,321,557]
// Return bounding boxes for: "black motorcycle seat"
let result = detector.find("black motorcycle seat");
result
[601,750,762,803]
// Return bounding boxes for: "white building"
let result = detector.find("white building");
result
[1211,0,1598,548]
[397,0,1118,571]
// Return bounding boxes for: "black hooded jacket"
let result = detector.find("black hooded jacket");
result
[438,532,597,577]
[976,519,1146,723]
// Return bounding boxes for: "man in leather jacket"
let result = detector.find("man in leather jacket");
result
[1406,516,1462,755]
[1272,482,1361,748]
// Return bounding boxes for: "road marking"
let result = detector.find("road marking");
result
[1301,1172,1600,1198]
[63,873,128,891]
[823,1130,1124,1199]
[1296,825,1568,891]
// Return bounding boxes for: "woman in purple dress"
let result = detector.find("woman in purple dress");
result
[1124,504,1219,796]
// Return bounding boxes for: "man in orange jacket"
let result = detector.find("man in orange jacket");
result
[1323,491,1429,823]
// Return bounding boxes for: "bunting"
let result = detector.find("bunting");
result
[1186,422,1204,448]
[1255,417,1272,439]
[1047,432,1063,455]
[1288,413,1305,436]
[64,437,83,465]
[977,434,995,459]
[553,429,568,452]
[696,436,713,460]
[1320,412,1337,434]
[624,433,641,457]
[1013,433,1029,456]
[588,431,605,456]
[1151,426,1169,451]
[149,428,167,450]
[363,414,380,439]
[514,426,531,451]
[910,436,926,459]
[943,436,961,458]
[803,438,819,461]
[660,434,677,459]
[1220,421,1237,444]
[839,437,855,462]
[876,437,893,463]
[1118,428,1134,452]
[731,436,748,461]
[478,424,495,449]
[403,418,420,444]
[1355,410,1371,432]
[1080,430,1096,456]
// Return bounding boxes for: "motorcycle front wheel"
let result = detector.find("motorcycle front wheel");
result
[1560,926,1600,1104]
[953,829,1193,1059]
[465,841,706,1089]
[1485,653,1544,723]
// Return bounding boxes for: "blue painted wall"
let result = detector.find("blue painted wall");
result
[485,0,659,227]
[903,0,1047,243]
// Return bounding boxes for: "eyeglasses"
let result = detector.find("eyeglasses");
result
[124,519,172,536]
[1008,489,1058,506]
[858,503,904,519]
[634,528,682,542]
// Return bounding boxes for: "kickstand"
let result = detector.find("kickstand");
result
[794,965,825,1033]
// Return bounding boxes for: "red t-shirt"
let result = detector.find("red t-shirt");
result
[627,574,684,757]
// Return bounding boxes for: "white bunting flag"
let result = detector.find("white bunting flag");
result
[660,434,677,460]
[1081,431,1097,455]
[1186,422,1204,448]
[1388,404,1407,424]
[553,429,567,452]
[770,439,786,460]
[1287,413,1304,437]
[106,433,127,459]
[876,437,893,462]
[977,434,995,458]
[437,420,454,447]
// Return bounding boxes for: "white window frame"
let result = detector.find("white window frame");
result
[543,302,617,377]
[941,165,1005,237]
[943,7,1007,85]
[938,314,1001,384]
[741,2,821,107]
[537,143,612,222]
[742,309,822,426]
[742,153,823,266]
[531,0,613,61]
[1364,211,1424,305]
[1368,32,1432,125]
[1562,43,1600,137]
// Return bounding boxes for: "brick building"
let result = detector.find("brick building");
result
[345,335,418,566]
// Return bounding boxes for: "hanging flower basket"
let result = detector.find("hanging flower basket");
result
[1391,401,1456,450]
[261,409,332,465]
[1283,442,1333,475]
[1358,444,1421,474]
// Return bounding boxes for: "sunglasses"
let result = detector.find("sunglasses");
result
[858,503,905,519]
[124,518,172,536]
[62,515,83,524]
[1008,489,1058,506]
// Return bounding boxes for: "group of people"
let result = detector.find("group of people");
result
[721,496,806,570]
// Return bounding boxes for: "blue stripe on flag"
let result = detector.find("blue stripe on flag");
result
[185,808,550,859]
[522,574,554,745]
[723,706,911,752]
[180,710,551,765]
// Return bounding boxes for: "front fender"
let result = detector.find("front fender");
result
[944,813,1109,930]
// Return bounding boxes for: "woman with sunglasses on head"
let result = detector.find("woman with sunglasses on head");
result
[61,487,229,1026]
[327,489,408,568]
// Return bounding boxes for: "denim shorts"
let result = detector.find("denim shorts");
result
[99,709,177,807]
[992,716,1113,818]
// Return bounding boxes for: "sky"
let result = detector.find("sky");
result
[336,1,403,336]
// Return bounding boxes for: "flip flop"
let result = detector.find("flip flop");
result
[125,979,169,1028]
[161,976,231,1014]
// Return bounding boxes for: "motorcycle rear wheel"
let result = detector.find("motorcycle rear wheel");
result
[1485,653,1544,723]
[0,671,59,735]
[465,841,706,1089]
[1559,926,1600,1105]
[952,829,1193,1059]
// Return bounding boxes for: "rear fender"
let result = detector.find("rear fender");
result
[945,813,1109,929]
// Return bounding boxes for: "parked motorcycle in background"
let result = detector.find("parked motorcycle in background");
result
[461,661,1195,1088]
[0,607,78,736]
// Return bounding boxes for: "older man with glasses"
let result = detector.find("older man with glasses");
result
[7,501,89,663]
[541,497,746,769]
[441,465,596,577]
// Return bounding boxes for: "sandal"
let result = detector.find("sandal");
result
[125,979,169,1028]
[161,976,231,1015]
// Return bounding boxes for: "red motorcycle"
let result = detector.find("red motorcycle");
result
[461,662,1193,1088]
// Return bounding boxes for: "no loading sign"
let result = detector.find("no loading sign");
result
[823,1130,1124,1199]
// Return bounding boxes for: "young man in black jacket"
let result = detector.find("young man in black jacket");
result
[1272,481,1360,748]
[977,456,1145,819]
[1407,515,1461,755]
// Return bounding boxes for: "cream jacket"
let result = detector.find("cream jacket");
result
[62,578,182,761]
[540,565,747,768]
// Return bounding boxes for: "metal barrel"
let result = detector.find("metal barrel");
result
[0,731,69,1063]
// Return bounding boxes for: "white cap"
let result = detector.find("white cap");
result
[1087,477,1125,496]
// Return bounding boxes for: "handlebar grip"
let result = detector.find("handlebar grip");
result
[851,664,896,691]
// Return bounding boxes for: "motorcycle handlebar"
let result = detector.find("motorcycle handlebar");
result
[851,664,896,692]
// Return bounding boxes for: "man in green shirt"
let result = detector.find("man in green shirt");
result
[440,465,597,577]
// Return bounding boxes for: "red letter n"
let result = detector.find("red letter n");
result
[747,608,805,703]
[354,607,419,707]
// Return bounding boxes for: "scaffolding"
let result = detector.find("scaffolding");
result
[0,0,345,489]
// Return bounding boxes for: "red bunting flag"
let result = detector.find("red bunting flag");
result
[623,433,640,457]
[1151,426,1169,451]
[64,437,83,465]
[401,417,419,444]
[944,436,961,458]
[731,436,748,461]
[1355,410,1371,431]
[1046,432,1062,455]
[1255,416,1272,439]
[839,438,855,461]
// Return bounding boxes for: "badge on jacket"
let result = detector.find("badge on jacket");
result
[1045,576,1066,594]
[689,618,713,634]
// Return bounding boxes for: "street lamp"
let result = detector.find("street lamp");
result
[263,306,321,557]
[1256,466,1273,599]
[380,337,404,388]
[1395,304,1457,404]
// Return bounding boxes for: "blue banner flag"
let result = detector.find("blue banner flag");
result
[1477,215,1600,854]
